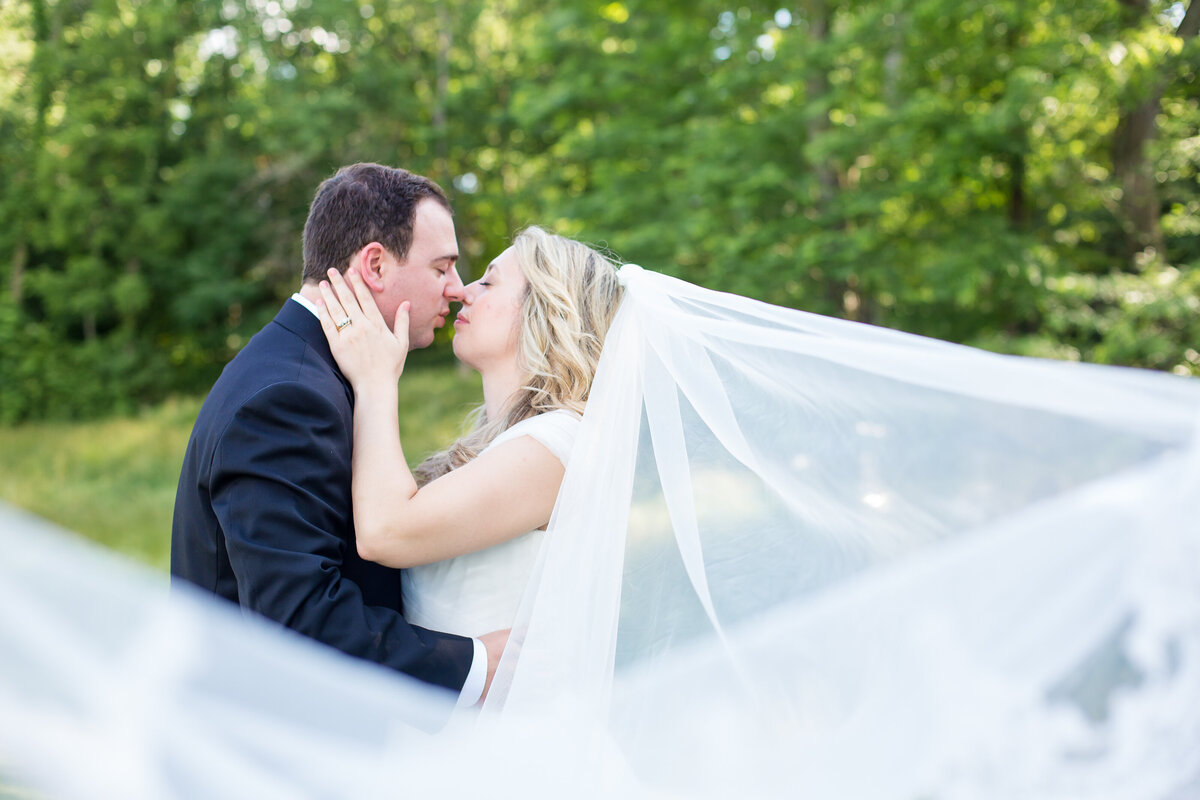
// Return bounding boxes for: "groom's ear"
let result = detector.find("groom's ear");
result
[352,242,387,293]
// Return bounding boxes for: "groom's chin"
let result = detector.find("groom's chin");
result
[409,329,436,350]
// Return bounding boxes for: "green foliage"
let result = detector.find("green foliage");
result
[0,364,482,569]
[1038,257,1200,373]
[2,0,1198,423]
[0,395,200,569]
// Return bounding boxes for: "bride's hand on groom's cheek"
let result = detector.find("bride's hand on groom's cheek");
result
[317,268,410,386]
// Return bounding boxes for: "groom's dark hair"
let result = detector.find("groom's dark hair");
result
[301,163,451,284]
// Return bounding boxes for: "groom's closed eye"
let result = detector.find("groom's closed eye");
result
[432,255,458,272]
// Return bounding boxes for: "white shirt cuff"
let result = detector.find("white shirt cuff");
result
[456,638,487,707]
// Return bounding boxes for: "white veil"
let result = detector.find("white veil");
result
[3,265,1199,798]
[488,265,1200,797]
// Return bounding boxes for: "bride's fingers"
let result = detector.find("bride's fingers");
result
[315,296,341,342]
[344,268,387,327]
[317,280,348,327]
[325,269,366,323]
[393,301,410,346]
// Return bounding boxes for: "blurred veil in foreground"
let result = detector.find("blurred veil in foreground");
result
[3,265,1199,799]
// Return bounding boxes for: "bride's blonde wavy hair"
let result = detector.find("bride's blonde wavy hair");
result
[414,226,624,485]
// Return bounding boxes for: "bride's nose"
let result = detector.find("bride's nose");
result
[461,281,481,304]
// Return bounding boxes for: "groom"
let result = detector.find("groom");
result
[171,163,505,704]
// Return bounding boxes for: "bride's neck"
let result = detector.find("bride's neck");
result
[480,362,525,422]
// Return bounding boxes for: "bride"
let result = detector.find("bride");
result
[3,225,1199,798]
[316,223,1200,794]
[314,224,623,644]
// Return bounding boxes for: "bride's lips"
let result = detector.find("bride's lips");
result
[454,314,468,326]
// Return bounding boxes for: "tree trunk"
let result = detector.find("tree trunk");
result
[1111,0,1198,261]
[10,0,56,305]
[1006,20,1028,229]
[10,240,27,303]
[806,1,838,215]
[802,2,853,317]
[883,12,904,109]
[1112,100,1164,257]
[1008,151,1027,228]
[433,4,451,182]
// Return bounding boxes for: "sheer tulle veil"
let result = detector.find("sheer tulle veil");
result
[3,265,1199,798]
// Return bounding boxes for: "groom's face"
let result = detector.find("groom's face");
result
[381,199,464,350]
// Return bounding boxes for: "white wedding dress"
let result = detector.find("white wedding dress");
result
[2,265,1199,799]
[401,410,580,637]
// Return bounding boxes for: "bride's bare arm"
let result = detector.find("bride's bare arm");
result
[349,380,564,568]
[317,268,565,569]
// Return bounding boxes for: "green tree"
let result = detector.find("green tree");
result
[3,0,1198,423]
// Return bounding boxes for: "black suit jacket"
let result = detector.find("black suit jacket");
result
[171,299,473,692]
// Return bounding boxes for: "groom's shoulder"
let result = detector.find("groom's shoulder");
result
[233,314,309,367]
[230,302,335,376]
[222,315,310,381]
[198,309,343,421]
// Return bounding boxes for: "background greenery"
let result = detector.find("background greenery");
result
[1,1,1198,561]
[1,10,1194,792]
[0,363,481,569]
[2,0,1198,426]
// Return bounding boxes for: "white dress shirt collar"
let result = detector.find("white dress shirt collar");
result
[290,292,320,319]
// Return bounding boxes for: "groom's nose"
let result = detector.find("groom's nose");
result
[444,265,465,302]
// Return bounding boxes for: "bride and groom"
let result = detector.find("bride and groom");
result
[12,160,1196,796]
[171,162,625,705]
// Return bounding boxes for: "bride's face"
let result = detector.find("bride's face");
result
[452,247,527,372]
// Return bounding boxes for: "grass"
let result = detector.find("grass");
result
[0,765,41,800]
[0,780,40,799]
[0,362,483,570]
